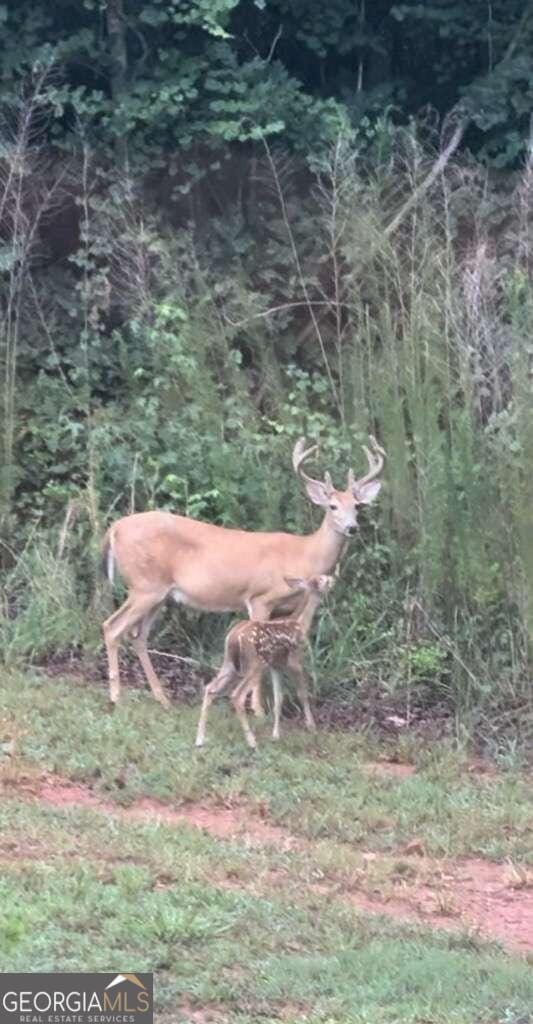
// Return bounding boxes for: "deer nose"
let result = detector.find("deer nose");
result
[346,526,357,536]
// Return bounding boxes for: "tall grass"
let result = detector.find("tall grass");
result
[0,543,88,663]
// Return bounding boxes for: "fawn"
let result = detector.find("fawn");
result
[195,574,335,749]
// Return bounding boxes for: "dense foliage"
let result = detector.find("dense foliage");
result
[1,1,533,751]
[1,1,533,162]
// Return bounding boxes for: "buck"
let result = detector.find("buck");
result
[195,574,335,749]
[101,435,384,707]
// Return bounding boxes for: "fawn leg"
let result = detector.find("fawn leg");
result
[196,662,237,747]
[271,669,283,740]
[231,668,263,749]
[288,652,316,731]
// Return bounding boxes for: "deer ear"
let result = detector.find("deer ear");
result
[304,479,332,507]
[284,576,306,592]
[354,480,382,505]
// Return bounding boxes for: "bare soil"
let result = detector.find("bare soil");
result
[3,773,532,956]
[172,998,305,1024]
[361,760,417,779]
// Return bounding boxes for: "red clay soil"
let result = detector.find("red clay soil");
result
[30,777,298,848]
[174,998,305,1024]
[174,1000,228,1024]
[4,774,533,955]
[361,761,417,779]
[321,859,533,954]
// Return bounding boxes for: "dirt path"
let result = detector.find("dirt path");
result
[3,774,533,956]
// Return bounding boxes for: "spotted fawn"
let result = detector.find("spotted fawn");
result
[195,574,335,749]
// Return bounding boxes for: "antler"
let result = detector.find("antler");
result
[292,438,318,482]
[348,435,386,495]
[292,438,333,491]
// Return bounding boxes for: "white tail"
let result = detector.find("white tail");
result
[105,538,115,586]
[101,435,384,707]
[195,574,335,748]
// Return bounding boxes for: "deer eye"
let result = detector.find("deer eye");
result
[329,503,338,511]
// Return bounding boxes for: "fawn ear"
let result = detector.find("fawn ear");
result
[283,576,307,592]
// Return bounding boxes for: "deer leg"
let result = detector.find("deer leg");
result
[271,669,283,741]
[231,668,263,749]
[288,652,316,731]
[102,592,164,705]
[195,661,238,747]
[129,604,170,708]
[103,596,134,704]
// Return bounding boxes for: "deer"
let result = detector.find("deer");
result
[195,574,335,749]
[101,435,384,708]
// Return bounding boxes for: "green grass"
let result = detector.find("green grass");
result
[0,668,532,1023]
[0,800,532,1024]
[1,669,531,861]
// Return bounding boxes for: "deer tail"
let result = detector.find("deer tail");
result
[101,529,115,585]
